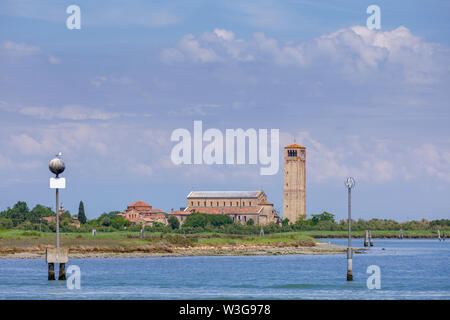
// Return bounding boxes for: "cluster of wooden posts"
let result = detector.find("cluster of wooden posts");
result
[364,230,373,247]
[46,248,68,281]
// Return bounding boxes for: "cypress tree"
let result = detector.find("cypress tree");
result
[78,201,87,224]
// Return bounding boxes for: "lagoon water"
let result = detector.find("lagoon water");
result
[0,239,448,299]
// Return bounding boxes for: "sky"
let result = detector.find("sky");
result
[0,0,449,221]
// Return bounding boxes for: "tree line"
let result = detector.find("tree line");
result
[0,201,449,234]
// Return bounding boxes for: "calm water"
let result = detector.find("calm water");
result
[0,239,448,299]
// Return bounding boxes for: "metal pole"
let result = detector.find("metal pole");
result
[56,188,60,248]
[347,187,353,281]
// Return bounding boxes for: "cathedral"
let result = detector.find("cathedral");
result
[169,144,307,225]
[171,190,279,226]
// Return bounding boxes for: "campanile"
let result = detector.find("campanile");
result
[283,144,306,222]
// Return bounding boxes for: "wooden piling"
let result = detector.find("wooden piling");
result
[58,263,66,280]
[364,230,369,247]
[369,230,373,247]
[48,263,55,281]
[346,248,353,281]
[46,248,68,281]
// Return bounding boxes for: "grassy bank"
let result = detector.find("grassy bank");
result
[0,230,318,254]
[0,229,441,258]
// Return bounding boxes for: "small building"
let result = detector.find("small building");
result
[172,190,279,226]
[69,216,81,229]
[118,201,168,226]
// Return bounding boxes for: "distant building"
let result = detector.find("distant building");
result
[170,190,279,226]
[118,201,167,226]
[283,144,306,223]
[69,216,81,229]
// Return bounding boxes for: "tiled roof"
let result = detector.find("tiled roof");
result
[285,143,305,149]
[187,191,262,199]
[186,207,263,215]
[170,211,190,215]
[128,200,151,207]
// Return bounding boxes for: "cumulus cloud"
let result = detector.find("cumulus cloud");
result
[0,122,175,185]
[281,132,450,184]
[161,26,448,84]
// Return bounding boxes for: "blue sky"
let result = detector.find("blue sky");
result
[0,0,449,221]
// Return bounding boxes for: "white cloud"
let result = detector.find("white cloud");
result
[179,34,220,63]
[1,102,137,121]
[48,55,61,64]
[169,103,221,116]
[214,29,235,41]
[161,26,448,83]
[90,76,133,88]
[281,132,450,184]
[2,40,41,56]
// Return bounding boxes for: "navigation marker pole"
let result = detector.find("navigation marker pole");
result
[345,177,355,281]
[47,152,68,281]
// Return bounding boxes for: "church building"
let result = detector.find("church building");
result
[171,190,280,226]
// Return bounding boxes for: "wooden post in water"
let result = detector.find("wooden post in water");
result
[364,230,369,247]
[59,263,66,280]
[48,263,55,280]
[369,230,373,247]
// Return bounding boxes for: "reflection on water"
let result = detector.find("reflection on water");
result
[0,239,448,299]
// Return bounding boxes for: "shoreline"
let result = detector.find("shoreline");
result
[311,235,441,239]
[0,242,359,259]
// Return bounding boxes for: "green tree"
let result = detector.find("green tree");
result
[168,216,180,229]
[246,218,255,226]
[311,211,335,225]
[282,218,290,227]
[110,216,130,229]
[0,201,30,226]
[78,201,87,224]
[182,212,232,228]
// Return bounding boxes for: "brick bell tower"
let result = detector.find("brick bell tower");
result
[283,144,306,223]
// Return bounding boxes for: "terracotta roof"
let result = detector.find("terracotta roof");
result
[284,144,305,149]
[170,210,190,215]
[260,200,273,205]
[186,207,263,215]
[187,191,262,198]
[128,200,151,207]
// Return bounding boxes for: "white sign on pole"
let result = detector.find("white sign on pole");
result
[50,177,66,189]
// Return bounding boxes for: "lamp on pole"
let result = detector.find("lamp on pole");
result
[345,177,355,281]
[49,152,65,248]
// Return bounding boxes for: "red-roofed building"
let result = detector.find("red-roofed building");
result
[118,201,167,226]
[169,190,280,226]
